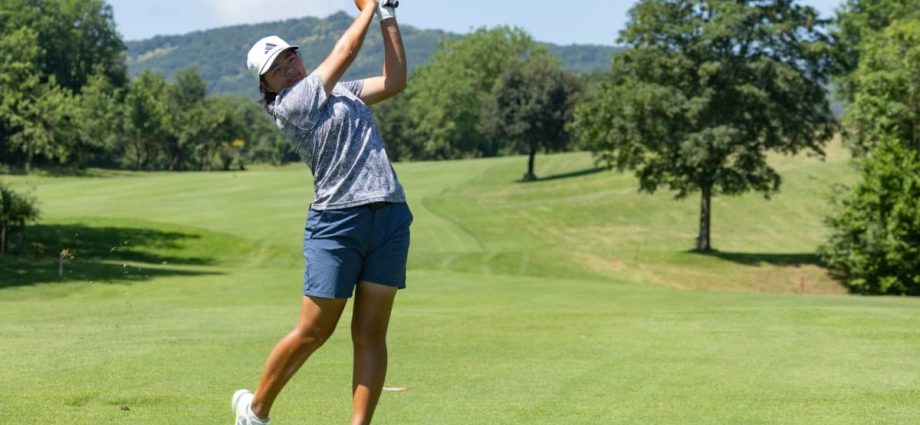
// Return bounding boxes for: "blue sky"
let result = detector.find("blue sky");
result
[108,0,845,46]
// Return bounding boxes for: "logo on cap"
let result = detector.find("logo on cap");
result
[264,43,277,54]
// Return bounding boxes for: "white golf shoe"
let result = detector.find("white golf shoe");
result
[231,389,269,425]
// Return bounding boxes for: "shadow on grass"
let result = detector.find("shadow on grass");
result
[35,168,115,178]
[691,250,823,267]
[0,223,219,289]
[518,166,609,183]
[2,167,110,178]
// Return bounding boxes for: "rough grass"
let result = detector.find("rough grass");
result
[2,141,919,424]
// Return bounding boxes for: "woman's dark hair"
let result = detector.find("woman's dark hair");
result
[259,77,277,113]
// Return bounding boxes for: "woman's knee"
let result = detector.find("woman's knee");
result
[292,295,346,350]
[351,323,388,348]
[291,322,337,350]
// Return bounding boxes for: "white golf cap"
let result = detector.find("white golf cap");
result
[247,35,299,79]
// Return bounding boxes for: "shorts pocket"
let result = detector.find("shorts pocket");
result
[305,210,321,239]
[402,203,414,227]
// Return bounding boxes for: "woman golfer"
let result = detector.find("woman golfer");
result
[232,1,410,424]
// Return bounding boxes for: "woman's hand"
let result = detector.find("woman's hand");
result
[354,0,376,11]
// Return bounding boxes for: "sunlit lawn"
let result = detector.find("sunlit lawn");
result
[2,142,919,424]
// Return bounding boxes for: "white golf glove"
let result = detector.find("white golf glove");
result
[376,0,398,21]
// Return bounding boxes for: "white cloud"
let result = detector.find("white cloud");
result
[203,0,353,26]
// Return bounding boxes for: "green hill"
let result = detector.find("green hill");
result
[3,144,919,424]
[125,12,620,98]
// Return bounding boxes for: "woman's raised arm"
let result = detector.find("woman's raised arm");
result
[312,0,378,95]
[359,10,407,105]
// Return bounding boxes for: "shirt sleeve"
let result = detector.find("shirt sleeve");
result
[338,79,364,97]
[273,73,328,130]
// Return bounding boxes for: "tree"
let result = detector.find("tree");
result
[217,139,246,171]
[0,182,40,254]
[832,0,920,110]
[226,95,288,166]
[572,0,836,251]
[398,27,537,159]
[820,139,920,295]
[117,69,257,172]
[7,79,79,172]
[819,17,920,294]
[485,51,581,180]
[186,96,247,171]
[123,71,172,170]
[0,0,125,171]
[0,26,43,170]
[166,67,208,170]
[0,27,79,172]
[0,0,126,91]
[74,70,125,168]
[836,14,920,154]
[370,93,411,162]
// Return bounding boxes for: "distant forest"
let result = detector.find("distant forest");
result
[125,12,620,98]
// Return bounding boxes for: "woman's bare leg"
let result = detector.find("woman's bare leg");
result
[350,281,398,425]
[250,295,348,419]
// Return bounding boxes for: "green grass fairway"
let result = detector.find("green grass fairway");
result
[2,143,919,424]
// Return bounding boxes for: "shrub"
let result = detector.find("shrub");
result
[0,182,40,254]
[819,139,920,295]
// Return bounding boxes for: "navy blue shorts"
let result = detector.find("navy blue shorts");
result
[302,202,413,299]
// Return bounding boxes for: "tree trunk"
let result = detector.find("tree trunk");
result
[134,139,143,170]
[525,143,537,181]
[1,225,6,254]
[168,139,181,171]
[143,143,153,170]
[25,144,33,174]
[696,185,712,252]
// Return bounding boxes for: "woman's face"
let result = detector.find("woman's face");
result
[262,48,307,94]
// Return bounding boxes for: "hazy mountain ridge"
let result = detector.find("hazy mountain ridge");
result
[125,12,619,98]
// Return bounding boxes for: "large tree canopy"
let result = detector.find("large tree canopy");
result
[573,0,836,251]
[372,26,584,163]
[0,0,125,170]
[386,27,538,160]
[832,0,920,105]
[833,0,920,154]
[0,0,126,91]
[845,20,920,152]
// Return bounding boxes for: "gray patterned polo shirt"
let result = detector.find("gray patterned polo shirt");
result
[270,73,406,210]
